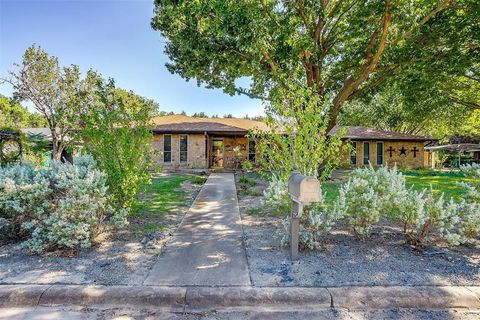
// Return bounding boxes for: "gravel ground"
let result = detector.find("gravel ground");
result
[2,307,479,320]
[236,174,480,288]
[0,175,203,285]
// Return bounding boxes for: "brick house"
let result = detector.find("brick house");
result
[331,126,435,169]
[151,115,268,170]
[151,116,435,170]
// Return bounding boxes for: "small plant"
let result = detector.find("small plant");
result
[191,175,207,185]
[278,196,338,250]
[239,175,256,187]
[262,174,290,215]
[242,160,254,172]
[248,187,262,196]
[247,207,262,215]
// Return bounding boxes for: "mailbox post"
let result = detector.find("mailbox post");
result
[288,171,321,260]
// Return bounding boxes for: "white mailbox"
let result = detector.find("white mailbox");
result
[288,170,321,260]
[288,172,321,204]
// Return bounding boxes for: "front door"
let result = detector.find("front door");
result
[211,139,224,168]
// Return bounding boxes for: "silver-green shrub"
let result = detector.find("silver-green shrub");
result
[335,164,407,239]
[262,174,290,215]
[439,163,480,246]
[0,156,127,253]
[399,189,459,245]
[277,191,339,250]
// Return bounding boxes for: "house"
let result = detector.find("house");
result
[331,126,435,169]
[151,115,268,170]
[151,116,435,170]
[20,127,73,163]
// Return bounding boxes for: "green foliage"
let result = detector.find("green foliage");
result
[5,45,91,160]
[191,176,208,185]
[279,192,338,250]
[0,156,127,253]
[262,174,290,215]
[239,175,256,187]
[152,0,477,129]
[0,94,46,128]
[253,86,346,182]
[76,75,158,212]
[334,165,408,239]
[242,160,254,171]
[334,165,480,246]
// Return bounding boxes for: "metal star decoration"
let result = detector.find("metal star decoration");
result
[399,146,408,156]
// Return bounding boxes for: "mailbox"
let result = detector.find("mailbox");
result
[288,171,321,204]
[288,170,321,260]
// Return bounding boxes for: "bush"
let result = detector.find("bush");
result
[242,160,254,171]
[399,189,459,245]
[0,156,127,253]
[440,163,480,246]
[191,176,207,185]
[278,193,338,250]
[335,165,407,239]
[239,175,256,187]
[262,174,290,215]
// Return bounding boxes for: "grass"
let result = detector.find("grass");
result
[321,169,473,206]
[131,174,205,236]
[403,171,473,200]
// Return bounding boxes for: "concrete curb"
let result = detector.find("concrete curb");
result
[0,285,479,311]
[185,287,332,312]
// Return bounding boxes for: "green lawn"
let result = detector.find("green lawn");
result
[131,174,205,236]
[322,170,473,206]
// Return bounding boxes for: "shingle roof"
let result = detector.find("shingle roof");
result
[330,126,434,141]
[151,116,434,141]
[151,115,268,134]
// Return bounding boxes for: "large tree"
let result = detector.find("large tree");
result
[152,0,479,129]
[3,45,90,160]
[76,72,158,211]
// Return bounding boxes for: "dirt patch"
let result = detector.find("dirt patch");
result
[0,173,204,285]
[236,173,480,287]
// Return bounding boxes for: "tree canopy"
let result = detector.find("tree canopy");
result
[152,0,479,130]
[0,94,46,128]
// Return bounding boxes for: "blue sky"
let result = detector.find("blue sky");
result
[0,0,263,117]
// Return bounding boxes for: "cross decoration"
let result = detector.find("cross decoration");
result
[387,146,395,157]
[411,146,419,158]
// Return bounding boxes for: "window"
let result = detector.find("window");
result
[376,142,383,165]
[350,142,357,165]
[248,139,256,162]
[163,135,171,163]
[179,135,188,163]
[363,142,370,165]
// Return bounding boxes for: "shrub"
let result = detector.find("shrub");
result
[0,156,127,253]
[399,189,458,245]
[242,160,254,172]
[278,193,338,250]
[262,174,290,215]
[191,176,207,185]
[334,165,407,239]
[239,175,256,187]
[440,200,480,247]
[439,163,480,246]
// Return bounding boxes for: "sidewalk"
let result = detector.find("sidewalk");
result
[143,173,251,286]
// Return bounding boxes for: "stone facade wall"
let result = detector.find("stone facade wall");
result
[222,136,249,169]
[341,140,426,169]
[152,134,253,170]
[153,133,207,169]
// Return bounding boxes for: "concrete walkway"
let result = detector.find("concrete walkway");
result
[144,173,251,286]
